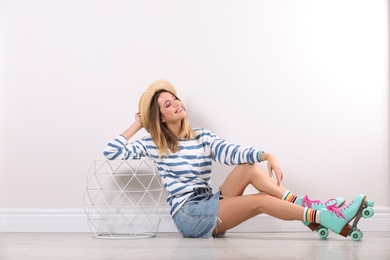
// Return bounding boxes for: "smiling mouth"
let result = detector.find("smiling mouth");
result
[176,107,183,113]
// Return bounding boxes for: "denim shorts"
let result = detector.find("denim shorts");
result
[173,188,224,238]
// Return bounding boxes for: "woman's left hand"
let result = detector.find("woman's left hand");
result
[266,153,283,186]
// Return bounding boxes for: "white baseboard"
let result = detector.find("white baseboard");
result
[1,207,389,233]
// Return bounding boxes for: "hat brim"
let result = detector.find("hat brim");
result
[138,79,177,132]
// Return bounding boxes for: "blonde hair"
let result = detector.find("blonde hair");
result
[148,90,195,156]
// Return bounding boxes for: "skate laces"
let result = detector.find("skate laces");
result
[302,195,321,207]
[326,202,346,219]
[325,198,338,207]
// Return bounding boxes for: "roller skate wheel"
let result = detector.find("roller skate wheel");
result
[350,230,363,241]
[362,207,374,218]
[317,227,329,239]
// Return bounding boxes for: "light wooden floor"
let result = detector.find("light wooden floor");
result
[0,232,389,259]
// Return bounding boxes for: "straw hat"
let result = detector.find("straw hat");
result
[138,79,177,132]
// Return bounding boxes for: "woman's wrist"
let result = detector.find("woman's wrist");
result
[134,121,143,131]
[258,151,268,162]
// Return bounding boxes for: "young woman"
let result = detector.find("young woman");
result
[104,79,366,239]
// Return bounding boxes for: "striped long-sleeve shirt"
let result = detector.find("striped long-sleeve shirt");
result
[103,128,264,216]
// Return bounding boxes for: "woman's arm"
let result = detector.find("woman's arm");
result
[103,112,146,160]
[121,112,143,140]
[207,129,284,185]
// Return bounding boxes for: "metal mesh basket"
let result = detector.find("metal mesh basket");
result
[84,159,164,239]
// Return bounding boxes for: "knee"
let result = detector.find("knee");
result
[243,193,274,215]
[252,193,275,208]
[239,163,264,174]
[239,163,267,180]
[255,192,273,200]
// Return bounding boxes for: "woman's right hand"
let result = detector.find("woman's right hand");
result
[135,112,143,126]
[133,112,144,131]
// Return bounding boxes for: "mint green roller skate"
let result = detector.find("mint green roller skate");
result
[348,197,375,241]
[296,195,345,210]
[319,194,374,241]
[298,195,345,235]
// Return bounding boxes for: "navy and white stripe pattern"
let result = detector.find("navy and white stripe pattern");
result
[103,128,264,216]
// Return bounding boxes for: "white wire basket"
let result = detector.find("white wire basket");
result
[84,158,164,239]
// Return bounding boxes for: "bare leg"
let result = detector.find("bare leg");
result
[214,164,301,235]
[220,163,288,199]
[214,193,305,234]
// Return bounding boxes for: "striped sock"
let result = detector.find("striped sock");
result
[282,191,298,203]
[303,208,320,223]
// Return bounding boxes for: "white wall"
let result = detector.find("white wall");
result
[0,0,388,216]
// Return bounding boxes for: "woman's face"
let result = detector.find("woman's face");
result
[157,91,187,125]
